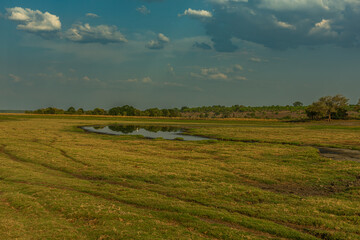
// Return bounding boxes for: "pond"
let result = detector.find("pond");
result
[81,125,211,141]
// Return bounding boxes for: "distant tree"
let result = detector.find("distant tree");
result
[109,107,122,116]
[108,105,140,116]
[306,95,349,121]
[356,99,360,112]
[293,101,303,107]
[161,109,170,117]
[66,106,76,114]
[77,108,84,115]
[92,108,107,115]
[40,107,64,114]
[168,108,180,117]
[305,101,327,120]
[181,106,189,112]
[146,108,162,117]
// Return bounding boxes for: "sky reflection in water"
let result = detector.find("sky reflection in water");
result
[82,125,210,141]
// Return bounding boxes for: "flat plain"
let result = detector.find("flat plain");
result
[0,114,359,239]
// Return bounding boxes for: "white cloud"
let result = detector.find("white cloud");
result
[126,78,138,83]
[234,76,248,81]
[146,33,170,49]
[158,33,170,43]
[6,7,61,32]
[202,68,228,80]
[191,65,248,81]
[125,77,152,83]
[204,0,360,50]
[142,77,152,83]
[163,82,184,87]
[233,64,243,71]
[137,5,151,15]
[259,0,360,12]
[191,68,229,80]
[179,8,213,19]
[273,16,296,30]
[167,64,175,75]
[258,0,330,11]
[65,23,127,44]
[309,19,338,37]
[86,13,99,18]
[250,57,268,62]
[9,74,21,82]
[208,0,249,4]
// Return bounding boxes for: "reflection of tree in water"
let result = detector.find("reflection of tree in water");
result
[143,126,180,133]
[109,125,138,133]
[108,125,181,133]
[93,126,105,130]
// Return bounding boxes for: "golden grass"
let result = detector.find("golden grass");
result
[0,115,359,239]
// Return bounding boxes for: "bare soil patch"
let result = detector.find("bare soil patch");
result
[318,147,360,162]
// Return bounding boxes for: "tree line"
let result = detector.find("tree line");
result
[26,95,360,120]
[305,95,359,121]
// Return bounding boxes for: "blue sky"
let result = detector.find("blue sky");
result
[1,0,360,110]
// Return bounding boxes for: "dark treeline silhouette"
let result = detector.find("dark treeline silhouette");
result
[26,97,360,120]
[27,105,305,117]
[108,125,181,133]
[27,105,182,117]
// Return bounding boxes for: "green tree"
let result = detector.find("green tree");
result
[146,108,162,117]
[305,101,327,120]
[306,95,349,121]
[77,108,84,115]
[293,101,303,107]
[92,108,107,115]
[356,99,360,112]
[66,107,76,114]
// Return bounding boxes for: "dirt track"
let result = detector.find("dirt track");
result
[318,147,360,162]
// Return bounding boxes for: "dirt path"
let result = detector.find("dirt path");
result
[317,147,360,162]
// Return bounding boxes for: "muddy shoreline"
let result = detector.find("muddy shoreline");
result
[80,125,360,162]
[317,147,360,162]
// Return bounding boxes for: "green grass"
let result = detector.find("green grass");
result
[0,114,359,239]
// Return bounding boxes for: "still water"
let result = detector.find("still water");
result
[81,125,211,141]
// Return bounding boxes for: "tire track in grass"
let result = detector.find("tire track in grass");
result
[2,180,239,240]
[0,144,325,239]
[3,177,318,240]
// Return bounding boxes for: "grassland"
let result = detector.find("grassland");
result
[0,114,359,239]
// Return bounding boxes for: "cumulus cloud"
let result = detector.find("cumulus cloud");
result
[126,78,138,83]
[179,8,213,19]
[230,64,243,71]
[309,19,338,38]
[141,0,164,2]
[193,42,212,50]
[86,13,99,18]
[163,81,184,87]
[167,64,175,75]
[203,0,360,51]
[191,64,247,81]
[250,57,268,63]
[146,33,170,49]
[127,77,153,83]
[65,23,127,44]
[272,16,296,30]
[191,68,228,81]
[142,77,152,83]
[6,7,61,33]
[137,5,151,15]
[9,74,21,82]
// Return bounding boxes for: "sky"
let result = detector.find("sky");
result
[1,0,360,110]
